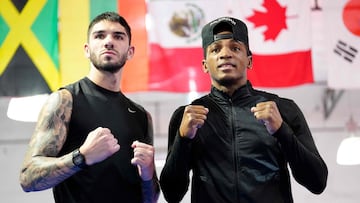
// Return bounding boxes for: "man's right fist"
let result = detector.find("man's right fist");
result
[79,127,120,165]
[179,105,209,139]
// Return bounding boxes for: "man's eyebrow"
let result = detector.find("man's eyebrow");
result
[113,31,128,37]
[91,30,127,36]
[91,30,104,35]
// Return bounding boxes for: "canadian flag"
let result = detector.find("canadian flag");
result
[324,0,360,89]
[145,0,314,92]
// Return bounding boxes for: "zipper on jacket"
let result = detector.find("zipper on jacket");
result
[229,98,240,202]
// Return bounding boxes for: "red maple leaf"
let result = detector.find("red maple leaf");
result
[246,0,288,41]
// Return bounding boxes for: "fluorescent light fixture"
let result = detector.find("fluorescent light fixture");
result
[7,94,49,122]
[336,116,360,165]
[337,135,360,165]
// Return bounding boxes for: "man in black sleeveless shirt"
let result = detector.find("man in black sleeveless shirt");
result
[20,12,159,203]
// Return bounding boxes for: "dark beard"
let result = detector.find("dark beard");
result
[91,53,127,73]
[97,60,125,73]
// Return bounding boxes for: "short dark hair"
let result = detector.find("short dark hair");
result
[87,11,132,44]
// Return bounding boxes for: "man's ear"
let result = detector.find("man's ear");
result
[202,59,209,73]
[127,46,135,60]
[84,43,90,58]
[247,56,253,69]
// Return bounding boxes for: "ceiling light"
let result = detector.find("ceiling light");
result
[7,94,49,122]
[336,116,360,165]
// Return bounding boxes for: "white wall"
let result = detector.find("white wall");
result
[1,84,360,202]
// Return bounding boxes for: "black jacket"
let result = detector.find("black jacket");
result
[160,81,327,203]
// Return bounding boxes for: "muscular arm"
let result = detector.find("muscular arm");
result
[19,89,78,192]
[275,99,328,194]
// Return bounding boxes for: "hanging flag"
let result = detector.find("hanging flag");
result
[59,0,120,86]
[325,0,360,89]
[118,0,150,92]
[147,0,208,92]
[245,0,314,87]
[145,0,314,92]
[0,0,59,96]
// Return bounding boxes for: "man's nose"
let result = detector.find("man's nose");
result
[219,47,232,59]
[104,36,114,49]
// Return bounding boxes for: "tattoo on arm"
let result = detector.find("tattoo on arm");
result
[20,90,80,192]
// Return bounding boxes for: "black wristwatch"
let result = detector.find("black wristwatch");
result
[72,148,87,169]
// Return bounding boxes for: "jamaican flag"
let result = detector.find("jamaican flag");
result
[0,0,59,96]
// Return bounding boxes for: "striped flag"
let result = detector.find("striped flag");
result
[58,0,119,87]
[58,0,149,92]
[325,0,360,89]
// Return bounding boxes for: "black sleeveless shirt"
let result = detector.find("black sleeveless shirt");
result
[53,77,151,203]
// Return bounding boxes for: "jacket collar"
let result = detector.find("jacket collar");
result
[210,80,253,102]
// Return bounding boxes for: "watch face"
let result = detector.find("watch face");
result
[74,155,84,165]
[73,149,86,168]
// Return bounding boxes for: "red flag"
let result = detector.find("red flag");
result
[144,0,314,93]
[246,0,313,87]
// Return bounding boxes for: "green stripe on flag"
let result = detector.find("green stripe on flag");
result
[32,0,59,68]
[90,0,118,20]
[0,15,10,46]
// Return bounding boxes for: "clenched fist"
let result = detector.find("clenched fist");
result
[79,127,120,165]
[251,101,283,135]
[131,141,155,181]
[179,105,209,139]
